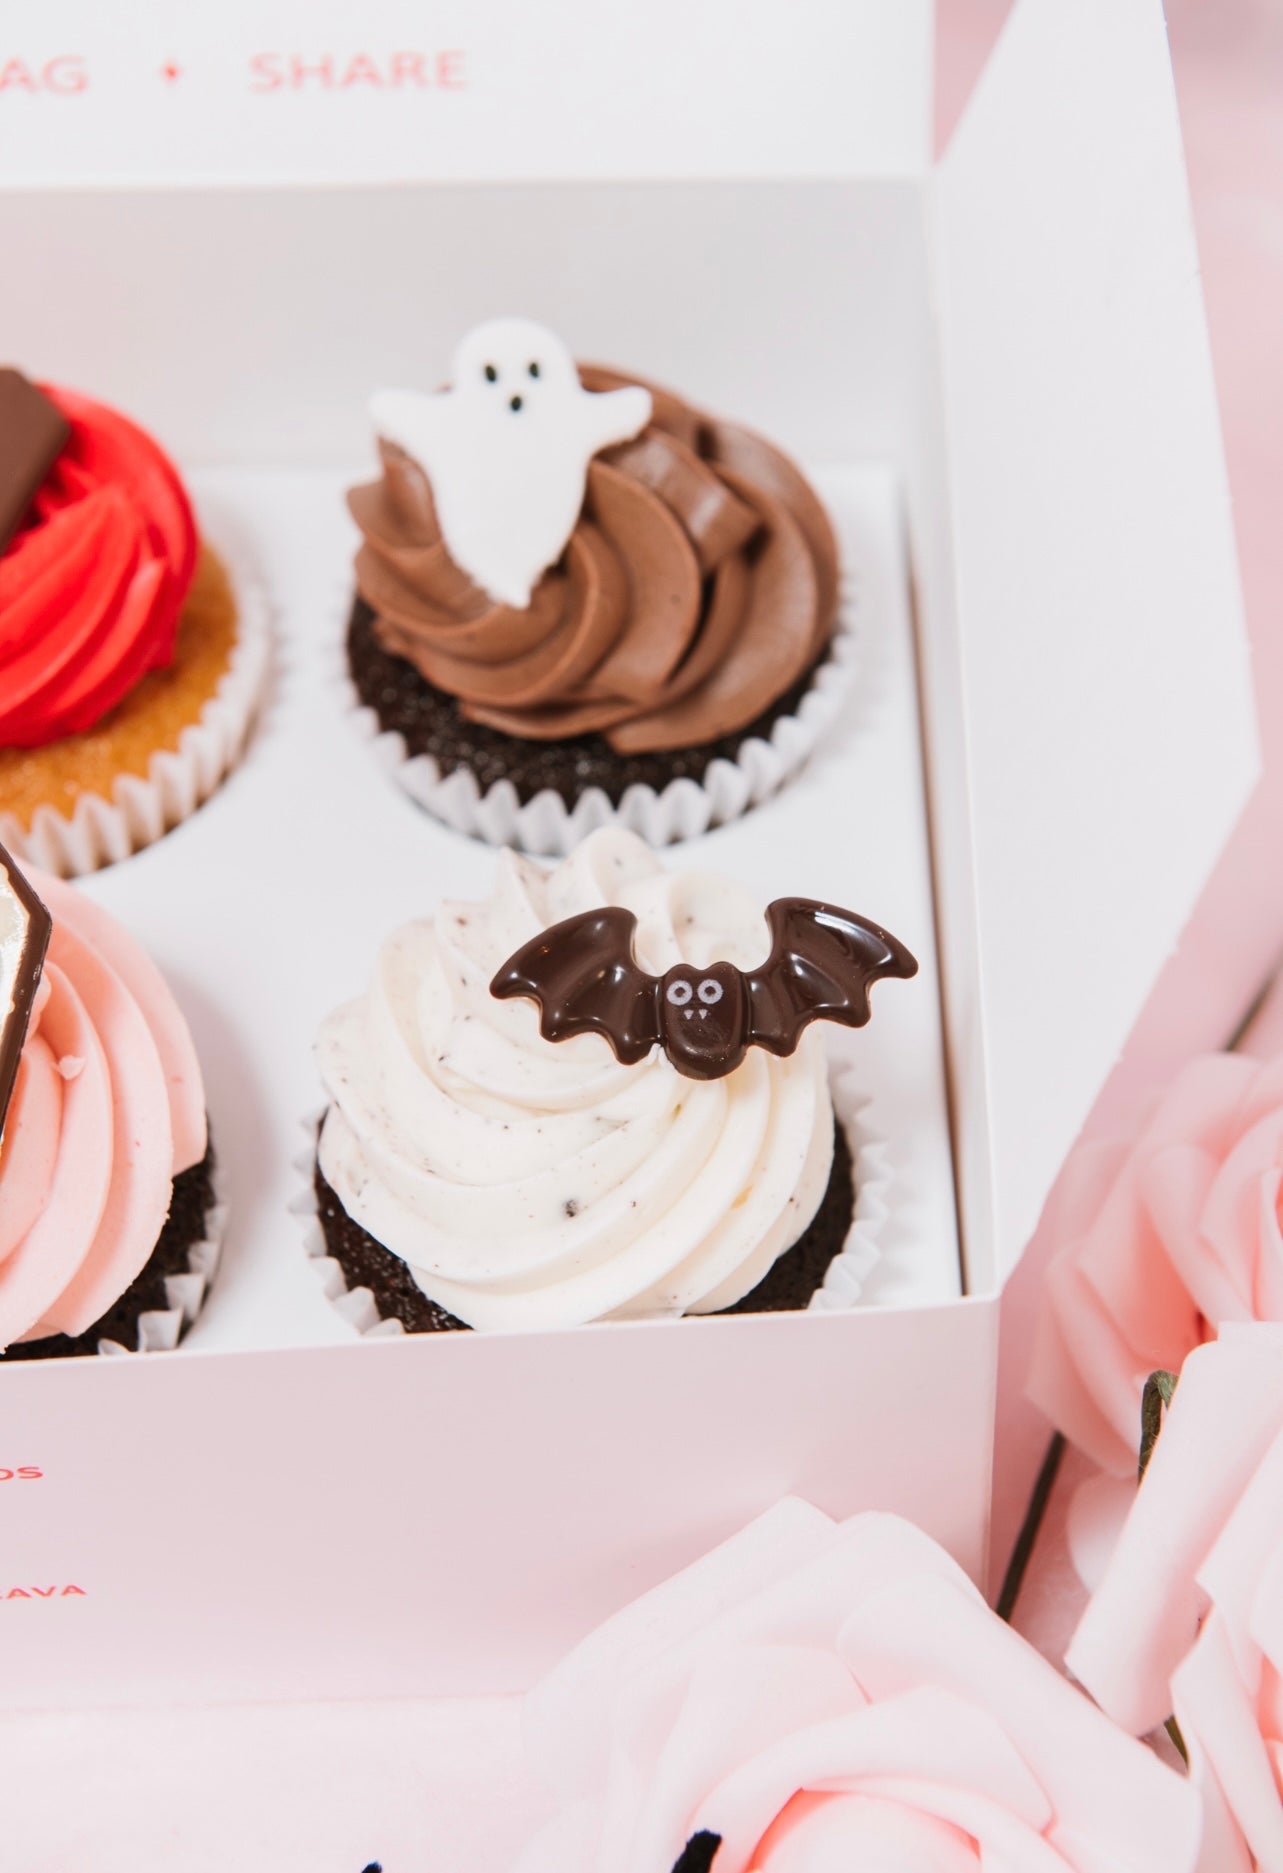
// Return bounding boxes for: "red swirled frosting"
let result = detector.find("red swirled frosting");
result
[0,387,198,749]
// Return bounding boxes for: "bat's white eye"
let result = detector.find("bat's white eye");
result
[698,979,724,1005]
[666,980,693,1006]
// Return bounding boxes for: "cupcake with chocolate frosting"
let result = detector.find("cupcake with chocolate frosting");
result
[345,319,850,853]
[0,842,222,1358]
[303,829,913,1335]
[0,370,268,877]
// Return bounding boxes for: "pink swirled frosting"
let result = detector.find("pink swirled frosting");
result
[0,873,205,1349]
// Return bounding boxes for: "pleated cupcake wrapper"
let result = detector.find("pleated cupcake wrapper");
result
[338,574,859,856]
[289,1057,893,1338]
[289,1114,408,1340]
[808,1054,894,1312]
[0,534,272,880]
[94,1154,228,1358]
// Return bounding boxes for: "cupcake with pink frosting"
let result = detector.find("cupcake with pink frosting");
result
[0,841,221,1358]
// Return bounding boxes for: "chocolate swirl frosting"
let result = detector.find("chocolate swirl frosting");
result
[349,367,840,753]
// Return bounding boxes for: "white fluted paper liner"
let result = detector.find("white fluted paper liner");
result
[0,536,271,879]
[45,1148,229,1358]
[289,1057,893,1338]
[807,1054,893,1312]
[96,1152,228,1357]
[289,1113,407,1340]
[339,574,859,856]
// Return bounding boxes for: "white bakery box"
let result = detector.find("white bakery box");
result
[0,0,1255,1743]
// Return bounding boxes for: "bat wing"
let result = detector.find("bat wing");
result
[489,907,660,1064]
[745,898,918,1056]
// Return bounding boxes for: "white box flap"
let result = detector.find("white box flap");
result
[935,0,1258,1283]
[1,1,931,185]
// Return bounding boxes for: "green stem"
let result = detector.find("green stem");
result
[997,1432,1066,1624]
[1139,1370,1179,1482]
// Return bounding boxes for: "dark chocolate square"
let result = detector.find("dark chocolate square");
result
[0,368,68,551]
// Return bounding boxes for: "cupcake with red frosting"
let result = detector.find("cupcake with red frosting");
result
[345,318,854,853]
[0,371,268,876]
[0,841,222,1358]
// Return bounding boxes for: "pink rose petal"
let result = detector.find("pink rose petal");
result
[517,1505,1199,1873]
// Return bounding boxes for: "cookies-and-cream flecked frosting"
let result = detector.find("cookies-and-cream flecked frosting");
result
[0,873,205,1349]
[315,830,836,1331]
[349,367,840,754]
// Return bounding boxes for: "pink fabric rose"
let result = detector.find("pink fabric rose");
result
[1068,1326,1283,1873]
[516,1500,1198,1873]
[1028,1053,1283,1474]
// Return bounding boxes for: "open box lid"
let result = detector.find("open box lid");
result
[2,1,932,185]
[1,0,1254,1295]
[934,0,1259,1286]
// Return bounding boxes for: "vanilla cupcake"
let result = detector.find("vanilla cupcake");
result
[344,319,851,852]
[0,370,268,876]
[305,829,913,1333]
[0,843,221,1358]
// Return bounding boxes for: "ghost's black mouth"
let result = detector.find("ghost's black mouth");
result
[671,1833,722,1873]
[509,394,524,412]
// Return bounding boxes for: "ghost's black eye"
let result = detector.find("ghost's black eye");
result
[698,979,724,1005]
[484,363,498,383]
[666,980,693,1006]
[528,360,541,378]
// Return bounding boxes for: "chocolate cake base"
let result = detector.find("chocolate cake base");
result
[347,596,828,810]
[721,1125,855,1315]
[313,1124,855,1334]
[3,1142,218,1361]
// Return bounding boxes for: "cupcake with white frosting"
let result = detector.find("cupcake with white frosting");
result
[305,829,914,1334]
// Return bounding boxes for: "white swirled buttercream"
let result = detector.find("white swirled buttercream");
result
[315,829,835,1331]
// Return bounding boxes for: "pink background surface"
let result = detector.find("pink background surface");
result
[936,0,1283,1590]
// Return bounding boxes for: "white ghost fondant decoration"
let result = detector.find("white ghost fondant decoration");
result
[369,318,652,610]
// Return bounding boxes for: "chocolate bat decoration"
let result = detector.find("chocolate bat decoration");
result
[490,897,917,1082]
[0,370,68,553]
[0,841,52,1144]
